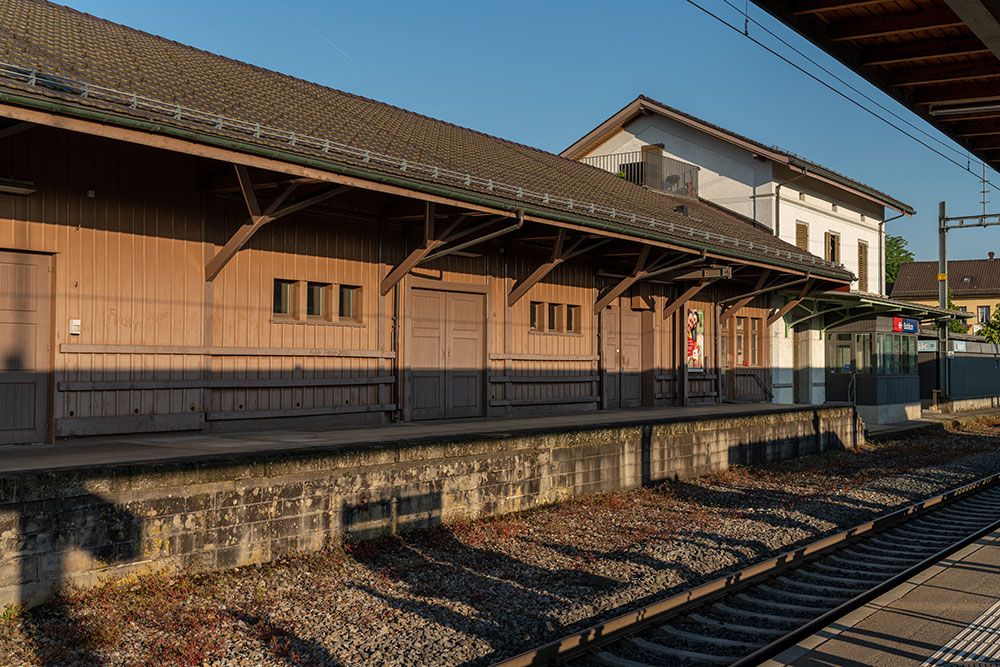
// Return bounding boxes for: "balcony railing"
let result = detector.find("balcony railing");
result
[580,151,699,198]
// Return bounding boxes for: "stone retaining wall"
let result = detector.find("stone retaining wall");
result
[0,405,861,608]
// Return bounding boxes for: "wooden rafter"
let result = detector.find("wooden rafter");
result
[914,82,1000,106]
[861,37,988,66]
[206,165,351,281]
[0,121,34,140]
[791,0,887,15]
[888,60,1000,88]
[954,119,1000,137]
[766,279,816,326]
[422,215,522,263]
[828,7,963,42]
[507,232,609,306]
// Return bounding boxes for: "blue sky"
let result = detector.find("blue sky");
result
[64,0,1000,262]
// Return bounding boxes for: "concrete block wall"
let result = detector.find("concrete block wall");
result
[0,405,862,608]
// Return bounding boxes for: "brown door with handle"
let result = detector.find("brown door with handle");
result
[603,301,643,409]
[410,288,484,420]
[0,251,51,444]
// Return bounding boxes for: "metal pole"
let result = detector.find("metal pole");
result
[938,202,949,398]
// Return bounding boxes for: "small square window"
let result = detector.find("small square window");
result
[306,282,329,319]
[529,301,543,331]
[339,285,360,321]
[566,305,581,334]
[273,279,295,316]
[547,303,563,332]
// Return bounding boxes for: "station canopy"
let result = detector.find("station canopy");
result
[751,0,1000,175]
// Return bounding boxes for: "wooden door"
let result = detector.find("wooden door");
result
[603,305,621,409]
[410,289,447,420]
[445,292,484,418]
[602,301,643,409]
[409,288,484,420]
[620,306,642,408]
[0,251,51,444]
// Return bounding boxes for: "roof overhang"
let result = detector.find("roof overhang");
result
[0,86,852,285]
[782,290,971,332]
[750,0,1000,176]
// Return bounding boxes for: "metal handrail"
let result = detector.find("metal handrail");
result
[735,368,774,400]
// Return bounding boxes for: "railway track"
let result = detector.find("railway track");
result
[495,472,1000,667]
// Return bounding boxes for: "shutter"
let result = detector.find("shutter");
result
[795,222,808,251]
[834,234,841,265]
[858,242,868,292]
[824,231,832,262]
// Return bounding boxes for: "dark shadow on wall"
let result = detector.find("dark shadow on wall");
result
[15,493,141,666]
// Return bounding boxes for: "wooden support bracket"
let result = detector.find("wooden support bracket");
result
[507,233,609,306]
[662,280,714,320]
[719,270,772,324]
[594,246,652,312]
[206,165,351,281]
[767,279,816,326]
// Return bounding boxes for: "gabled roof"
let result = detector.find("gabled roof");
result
[561,95,915,216]
[893,259,1000,298]
[0,0,852,281]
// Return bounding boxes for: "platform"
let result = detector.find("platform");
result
[0,401,832,474]
[766,529,1000,666]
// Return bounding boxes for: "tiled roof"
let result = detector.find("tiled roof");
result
[892,259,1000,298]
[0,0,851,280]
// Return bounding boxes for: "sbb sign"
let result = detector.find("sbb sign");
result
[892,317,918,333]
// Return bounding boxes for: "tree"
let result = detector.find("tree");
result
[943,287,969,334]
[885,234,915,287]
[981,304,1000,344]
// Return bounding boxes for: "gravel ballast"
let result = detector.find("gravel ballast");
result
[2,418,999,667]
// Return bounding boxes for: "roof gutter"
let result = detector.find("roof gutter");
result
[0,89,851,281]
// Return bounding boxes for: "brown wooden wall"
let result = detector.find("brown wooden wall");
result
[0,125,778,442]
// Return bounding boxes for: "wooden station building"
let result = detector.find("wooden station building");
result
[0,0,854,445]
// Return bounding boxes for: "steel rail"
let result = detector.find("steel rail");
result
[491,471,1000,667]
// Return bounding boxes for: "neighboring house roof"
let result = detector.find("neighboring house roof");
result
[892,259,1000,298]
[0,0,852,281]
[561,95,915,216]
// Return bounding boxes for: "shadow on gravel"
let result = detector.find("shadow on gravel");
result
[347,526,616,666]
[230,610,341,666]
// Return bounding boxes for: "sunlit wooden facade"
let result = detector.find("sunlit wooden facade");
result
[0,0,854,444]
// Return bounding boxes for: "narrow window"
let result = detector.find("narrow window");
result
[339,285,360,321]
[736,318,745,366]
[856,333,871,374]
[795,222,809,252]
[547,303,563,332]
[273,279,295,316]
[750,318,760,365]
[306,282,329,319]
[858,241,869,292]
[566,305,581,334]
[824,232,840,264]
[529,301,543,331]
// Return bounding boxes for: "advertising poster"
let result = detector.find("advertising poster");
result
[687,308,705,371]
